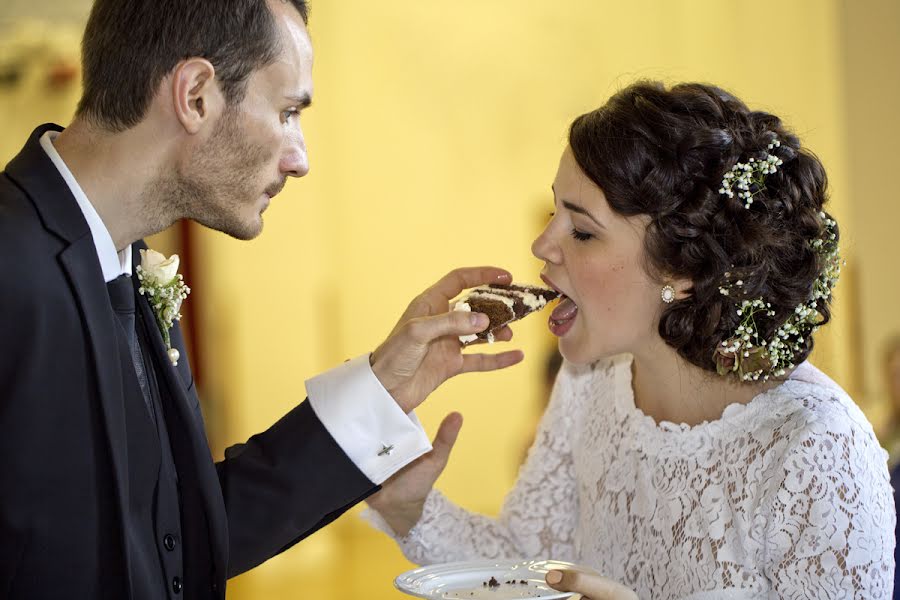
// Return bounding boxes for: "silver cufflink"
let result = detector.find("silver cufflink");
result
[378,444,394,457]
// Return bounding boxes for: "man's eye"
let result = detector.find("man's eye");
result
[570,228,592,242]
[281,109,299,123]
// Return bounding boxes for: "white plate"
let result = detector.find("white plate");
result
[394,559,580,599]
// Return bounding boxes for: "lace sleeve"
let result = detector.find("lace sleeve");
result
[364,361,587,565]
[763,410,895,598]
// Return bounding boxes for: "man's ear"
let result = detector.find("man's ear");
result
[170,58,222,134]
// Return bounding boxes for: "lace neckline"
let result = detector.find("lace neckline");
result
[610,354,815,440]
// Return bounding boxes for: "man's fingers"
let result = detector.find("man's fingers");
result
[427,267,512,303]
[406,310,490,344]
[467,325,513,345]
[545,569,638,600]
[460,350,524,374]
[492,325,513,342]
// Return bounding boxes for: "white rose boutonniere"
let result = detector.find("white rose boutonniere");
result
[136,248,191,366]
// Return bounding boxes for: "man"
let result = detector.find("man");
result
[0,1,523,598]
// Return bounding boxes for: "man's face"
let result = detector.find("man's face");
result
[180,2,313,240]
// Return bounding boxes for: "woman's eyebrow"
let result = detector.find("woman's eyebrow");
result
[562,199,605,229]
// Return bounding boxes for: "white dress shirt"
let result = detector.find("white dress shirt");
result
[40,130,431,485]
[40,130,131,282]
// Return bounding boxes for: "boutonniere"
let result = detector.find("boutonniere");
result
[136,249,191,366]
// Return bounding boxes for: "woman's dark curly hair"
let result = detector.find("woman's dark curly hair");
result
[569,81,837,376]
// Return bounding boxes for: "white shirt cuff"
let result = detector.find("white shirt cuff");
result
[305,354,432,485]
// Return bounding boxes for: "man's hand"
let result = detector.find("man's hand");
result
[545,569,638,600]
[366,411,462,536]
[370,267,524,414]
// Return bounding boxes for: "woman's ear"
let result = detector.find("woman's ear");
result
[673,276,693,300]
[663,275,693,301]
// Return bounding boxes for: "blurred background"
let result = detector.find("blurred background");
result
[2,0,899,597]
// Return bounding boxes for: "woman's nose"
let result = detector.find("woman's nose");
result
[532,223,561,264]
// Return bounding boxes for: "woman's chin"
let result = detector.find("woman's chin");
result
[558,327,617,366]
[558,334,589,365]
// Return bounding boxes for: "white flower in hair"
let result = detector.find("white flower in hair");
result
[714,215,841,382]
[719,137,784,208]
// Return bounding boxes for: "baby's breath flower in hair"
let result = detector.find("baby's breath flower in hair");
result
[714,214,841,381]
[719,138,783,209]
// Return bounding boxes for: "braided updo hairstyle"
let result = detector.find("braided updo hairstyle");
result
[569,81,837,376]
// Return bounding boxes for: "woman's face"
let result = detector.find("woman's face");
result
[532,146,667,365]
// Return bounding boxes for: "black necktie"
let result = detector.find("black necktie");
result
[106,274,155,420]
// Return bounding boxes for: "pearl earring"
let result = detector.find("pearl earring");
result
[661,284,676,304]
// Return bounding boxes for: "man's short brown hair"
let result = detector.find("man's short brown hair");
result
[76,0,309,132]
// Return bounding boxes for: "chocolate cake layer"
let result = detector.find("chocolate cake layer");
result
[454,283,560,344]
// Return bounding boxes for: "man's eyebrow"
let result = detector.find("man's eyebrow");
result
[285,94,312,108]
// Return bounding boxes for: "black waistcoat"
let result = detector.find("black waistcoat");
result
[109,284,185,599]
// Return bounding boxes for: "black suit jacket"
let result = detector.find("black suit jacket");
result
[0,124,378,599]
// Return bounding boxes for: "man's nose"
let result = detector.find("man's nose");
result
[280,136,309,178]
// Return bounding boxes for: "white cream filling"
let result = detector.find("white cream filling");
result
[465,290,516,310]
[518,291,547,310]
[469,286,551,311]
[453,301,480,344]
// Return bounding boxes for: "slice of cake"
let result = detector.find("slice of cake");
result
[453,283,560,344]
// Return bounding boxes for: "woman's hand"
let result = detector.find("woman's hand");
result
[546,569,638,600]
[366,411,464,537]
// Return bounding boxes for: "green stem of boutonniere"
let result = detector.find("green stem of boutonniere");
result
[136,265,191,366]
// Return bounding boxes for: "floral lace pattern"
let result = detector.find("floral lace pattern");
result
[364,355,895,599]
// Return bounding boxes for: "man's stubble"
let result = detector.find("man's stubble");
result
[152,106,274,241]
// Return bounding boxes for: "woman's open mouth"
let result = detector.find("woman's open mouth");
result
[542,275,578,337]
[549,294,578,336]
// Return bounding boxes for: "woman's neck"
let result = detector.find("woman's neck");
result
[630,339,781,427]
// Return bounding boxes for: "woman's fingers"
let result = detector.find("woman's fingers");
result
[545,569,638,600]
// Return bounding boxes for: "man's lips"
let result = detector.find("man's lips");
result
[265,181,286,199]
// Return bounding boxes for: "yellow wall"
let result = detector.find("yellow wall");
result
[840,0,900,414]
[210,2,857,597]
[3,1,896,598]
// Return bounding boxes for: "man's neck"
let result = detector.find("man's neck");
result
[53,119,176,251]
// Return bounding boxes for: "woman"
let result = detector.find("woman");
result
[365,81,894,599]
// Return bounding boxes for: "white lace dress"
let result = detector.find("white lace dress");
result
[364,355,895,599]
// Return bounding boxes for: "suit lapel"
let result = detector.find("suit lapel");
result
[60,243,132,504]
[7,124,228,579]
[6,124,134,577]
[131,246,228,576]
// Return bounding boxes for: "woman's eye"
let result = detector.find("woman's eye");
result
[570,228,593,242]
